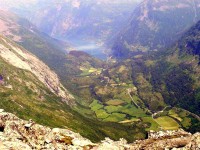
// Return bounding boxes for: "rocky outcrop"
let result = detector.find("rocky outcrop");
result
[130,130,199,150]
[0,110,93,150]
[0,36,74,105]
[0,110,199,150]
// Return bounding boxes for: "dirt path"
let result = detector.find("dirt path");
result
[152,106,171,119]
[127,88,140,108]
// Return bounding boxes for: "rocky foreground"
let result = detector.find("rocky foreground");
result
[0,110,199,150]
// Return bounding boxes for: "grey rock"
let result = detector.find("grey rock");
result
[0,110,199,150]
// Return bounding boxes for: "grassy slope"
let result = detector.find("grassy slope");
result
[0,43,146,143]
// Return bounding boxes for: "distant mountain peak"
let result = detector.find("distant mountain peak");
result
[112,0,200,58]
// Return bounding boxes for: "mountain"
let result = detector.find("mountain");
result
[53,41,200,135]
[0,1,199,144]
[16,0,140,42]
[0,10,105,116]
[0,35,73,104]
[112,20,200,133]
[112,0,200,58]
[0,10,149,141]
[1,0,141,58]
[0,35,149,142]
[69,18,200,135]
[0,0,143,59]
[0,110,199,149]
[163,20,200,114]
[150,20,200,115]
[177,19,200,57]
[0,9,70,66]
[0,10,77,93]
[0,10,197,138]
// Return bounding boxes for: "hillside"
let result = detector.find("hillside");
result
[143,20,200,115]
[112,0,200,58]
[48,43,200,135]
[177,19,200,56]
[0,10,105,96]
[0,36,73,103]
[0,35,148,142]
[0,10,82,97]
[13,0,140,42]
[0,9,71,73]
[109,20,200,133]
[65,19,200,135]
[163,20,200,115]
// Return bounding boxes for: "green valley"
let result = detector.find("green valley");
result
[0,0,199,146]
[0,36,147,143]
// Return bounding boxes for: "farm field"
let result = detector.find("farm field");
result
[89,99,191,132]
[155,116,180,130]
[142,117,160,131]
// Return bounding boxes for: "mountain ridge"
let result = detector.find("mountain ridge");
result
[0,35,74,104]
[10,0,141,46]
[112,0,200,58]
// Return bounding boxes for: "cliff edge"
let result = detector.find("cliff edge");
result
[0,109,199,150]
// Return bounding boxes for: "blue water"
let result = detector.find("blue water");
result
[68,39,108,60]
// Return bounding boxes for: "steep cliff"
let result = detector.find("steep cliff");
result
[0,35,74,104]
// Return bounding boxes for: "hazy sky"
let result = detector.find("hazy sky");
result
[0,0,142,7]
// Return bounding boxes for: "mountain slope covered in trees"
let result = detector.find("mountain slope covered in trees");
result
[112,0,200,58]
